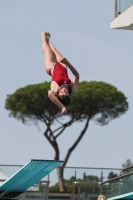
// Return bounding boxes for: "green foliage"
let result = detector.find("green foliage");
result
[49,177,99,193]
[69,81,128,125]
[122,159,133,169]
[108,171,118,179]
[5,81,128,125]
[5,82,59,124]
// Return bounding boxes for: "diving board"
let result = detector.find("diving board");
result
[0,159,63,199]
[108,191,133,200]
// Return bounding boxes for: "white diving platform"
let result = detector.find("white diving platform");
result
[110,5,133,30]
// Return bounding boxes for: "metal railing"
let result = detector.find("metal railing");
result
[100,171,133,185]
[121,165,133,174]
[99,167,133,199]
[72,165,133,200]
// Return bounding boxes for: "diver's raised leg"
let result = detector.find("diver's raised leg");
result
[48,40,67,68]
[41,32,56,72]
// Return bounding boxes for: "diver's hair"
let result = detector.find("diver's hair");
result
[58,95,71,106]
[98,195,106,200]
[68,85,72,95]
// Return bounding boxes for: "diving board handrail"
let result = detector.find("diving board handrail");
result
[120,165,133,173]
[99,171,133,185]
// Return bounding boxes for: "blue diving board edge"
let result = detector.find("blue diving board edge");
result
[31,159,63,162]
[0,159,63,199]
[108,191,133,200]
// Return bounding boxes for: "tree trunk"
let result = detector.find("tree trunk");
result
[56,167,65,192]
[44,118,90,192]
[57,117,90,192]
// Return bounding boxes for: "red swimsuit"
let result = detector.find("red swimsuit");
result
[48,62,71,88]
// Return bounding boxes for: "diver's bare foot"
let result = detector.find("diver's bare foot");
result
[41,32,50,42]
[46,32,50,38]
[41,32,51,53]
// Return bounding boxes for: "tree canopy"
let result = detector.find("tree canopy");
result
[5,81,128,126]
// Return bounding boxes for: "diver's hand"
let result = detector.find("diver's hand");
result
[62,107,67,115]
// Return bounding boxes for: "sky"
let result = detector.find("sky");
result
[0,0,133,177]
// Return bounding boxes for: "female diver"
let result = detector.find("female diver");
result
[41,32,79,115]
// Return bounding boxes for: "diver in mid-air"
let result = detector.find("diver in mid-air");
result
[41,32,79,115]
